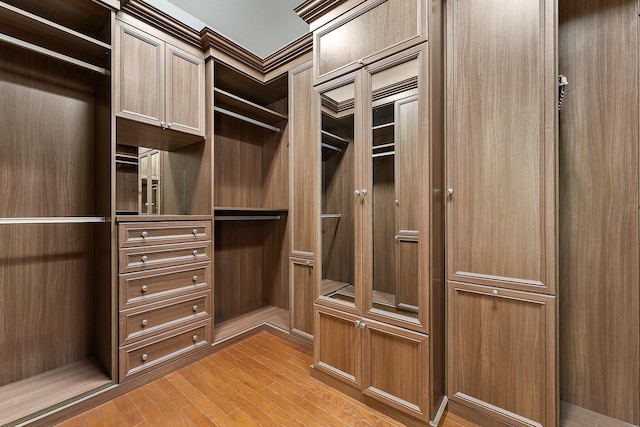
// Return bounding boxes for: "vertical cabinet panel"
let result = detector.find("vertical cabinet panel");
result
[116,22,164,126]
[362,319,430,421]
[447,282,556,427]
[314,306,361,387]
[165,44,205,135]
[291,260,315,338]
[447,0,557,294]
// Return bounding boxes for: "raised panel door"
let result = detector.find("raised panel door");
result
[165,43,204,136]
[447,281,556,427]
[446,0,557,294]
[361,318,430,421]
[290,257,315,340]
[115,21,164,127]
[314,305,361,387]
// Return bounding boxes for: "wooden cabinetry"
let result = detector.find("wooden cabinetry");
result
[445,0,557,426]
[312,37,445,424]
[115,14,205,147]
[117,218,212,382]
[289,61,319,341]
[211,61,291,342]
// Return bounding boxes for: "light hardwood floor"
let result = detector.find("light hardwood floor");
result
[56,332,477,426]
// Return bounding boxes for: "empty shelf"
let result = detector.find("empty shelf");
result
[214,88,287,131]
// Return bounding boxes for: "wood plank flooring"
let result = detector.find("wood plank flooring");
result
[56,332,478,426]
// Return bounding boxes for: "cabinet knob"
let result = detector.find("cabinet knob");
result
[160,121,166,129]
[359,321,366,329]
[141,285,148,293]
[492,289,500,296]
[305,260,311,266]
[354,190,360,197]
[361,189,367,196]
[192,250,198,257]
[141,319,148,327]
[192,228,198,235]
[141,255,148,263]
[354,320,361,327]
[141,353,148,362]
[141,230,148,238]
[447,188,454,197]
[192,335,198,342]
[192,275,198,282]
[192,305,198,312]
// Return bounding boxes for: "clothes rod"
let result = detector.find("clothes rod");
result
[0,217,106,224]
[0,33,107,75]
[321,143,342,153]
[215,215,281,221]
[115,159,139,166]
[214,106,280,132]
[321,213,342,218]
[372,151,395,158]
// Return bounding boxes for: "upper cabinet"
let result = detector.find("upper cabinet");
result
[313,0,428,84]
[115,15,205,148]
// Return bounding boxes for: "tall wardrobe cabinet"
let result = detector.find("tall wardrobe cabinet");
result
[445,0,558,426]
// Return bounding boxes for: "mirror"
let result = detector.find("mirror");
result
[319,81,356,305]
[370,58,420,318]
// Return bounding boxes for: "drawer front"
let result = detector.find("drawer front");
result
[120,291,211,345]
[315,0,426,83]
[119,221,211,247]
[119,320,211,381]
[119,241,211,274]
[119,262,211,309]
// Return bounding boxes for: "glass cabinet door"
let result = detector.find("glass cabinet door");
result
[364,51,427,329]
[318,75,361,311]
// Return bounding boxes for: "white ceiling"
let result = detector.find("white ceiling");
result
[145,0,310,58]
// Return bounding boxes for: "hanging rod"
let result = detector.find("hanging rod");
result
[321,213,342,218]
[0,216,106,225]
[214,106,280,132]
[0,33,107,75]
[321,142,342,153]
[115,159,139,166]
[215,215,281,221]
[372,151,395,158]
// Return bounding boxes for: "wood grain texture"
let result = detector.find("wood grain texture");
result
[316,0,424,81]
[558,0,640,423]
[447,281,557,427]
[165,43,204,136]
[372,153,396,295]
[446,0,557,293]
[291,258,315,338]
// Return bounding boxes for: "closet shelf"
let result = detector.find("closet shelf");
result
[372,122,394,131]
[321,130,350,146]
[0,216,106,225]
[321,213,342,218]
[214,88,287,132]
[0,1,111,73]
[372,150,395,158]
[215,207,287,221]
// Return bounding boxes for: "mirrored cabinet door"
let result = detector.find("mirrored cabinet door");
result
[363,48,429,331]
[318,74,362,312]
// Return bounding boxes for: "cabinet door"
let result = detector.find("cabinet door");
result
[115,21,165,127]
[165,43,205,136]
[362,45,429,332]
[314,306,361,387]
[361,318,430,421]
[446,0,557,295]
[447,281,556,427]
[290,256,315,340]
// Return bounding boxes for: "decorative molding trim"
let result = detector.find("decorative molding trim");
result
[263,33,313,74]
[200,27,263,72]
[294,0,348,24]
[121,0,202,47]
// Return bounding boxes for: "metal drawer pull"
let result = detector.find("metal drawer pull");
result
[354,320,361,327]
[192,335,198,342]
[359,322,366,329]
[192,275,198,282]
[492,289,500,296]
[192,228,198,235]
[141,353,148,362]
[141,285,148,293]
[141,255,148,263]
[141,230,148,238]
[192,250,198,256]
[141,319,148,327]
[192,305,198,312]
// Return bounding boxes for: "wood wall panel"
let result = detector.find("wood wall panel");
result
[447,0,556,293]
[291,261,315,336]
[372,155,395,294]
[558,0,640,423]
[0,46,98,385]
[395,97,418,232]
[262,216,289,310]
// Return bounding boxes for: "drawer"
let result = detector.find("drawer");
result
[119,291,211,345]
[119,262,211,309]
[119,241,211,274]
[119,319,211,382]
[119,221,211,248]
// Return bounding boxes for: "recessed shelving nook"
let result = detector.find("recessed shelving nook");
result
[0,0,115,424]
[212,61,291,342]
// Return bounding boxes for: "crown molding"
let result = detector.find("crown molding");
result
[200,27,264,73]
[294,0,347,24]
[263,32,313,75]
